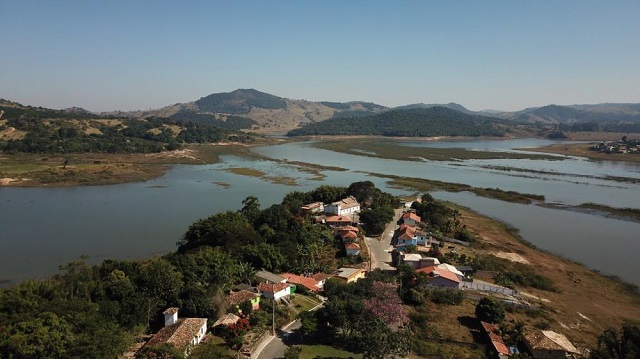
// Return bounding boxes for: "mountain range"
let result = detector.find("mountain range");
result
[3,89,640,134]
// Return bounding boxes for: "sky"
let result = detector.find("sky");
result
[1,1,639,112]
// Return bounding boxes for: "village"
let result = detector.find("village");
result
[125,192,590,359]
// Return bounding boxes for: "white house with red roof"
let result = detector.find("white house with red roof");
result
[257,282,292,301]
[401,212,421,226]
[416,266,461,288]
[345,242,361,256]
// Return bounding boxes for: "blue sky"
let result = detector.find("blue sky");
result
[1,1,638,112]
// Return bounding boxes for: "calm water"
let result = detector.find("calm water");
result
[1,138,639,286]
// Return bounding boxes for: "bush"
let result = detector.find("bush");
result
[428,288,464,305]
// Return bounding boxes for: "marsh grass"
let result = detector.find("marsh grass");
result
[372,173,545,204]
[223,167,299,186]
[313,139,561,162]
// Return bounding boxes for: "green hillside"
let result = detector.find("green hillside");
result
[287,107,506,137]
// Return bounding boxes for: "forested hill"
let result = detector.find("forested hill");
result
[287,107,506,137]
[0,100,254,154]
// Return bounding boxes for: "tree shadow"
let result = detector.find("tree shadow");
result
[458,315,483,343]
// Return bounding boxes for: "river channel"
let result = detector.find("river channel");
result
[1,138,639,286]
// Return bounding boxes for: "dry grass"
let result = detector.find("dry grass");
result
[456,206,640,349]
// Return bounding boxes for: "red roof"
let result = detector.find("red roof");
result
[336,225,359,232]
[341,230,358,239]
[481,322,510,356]
[416,266,460,283]
[402,212,421,223]
[257,282,290,294]
[311,273,327,282]
[280,273,321,292]
[345,243,361,250]
[326,215,352,223]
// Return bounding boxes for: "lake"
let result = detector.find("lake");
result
[1,138,639,286]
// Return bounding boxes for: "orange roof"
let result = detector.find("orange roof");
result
[481,322,510,356]
[257,282,290,294]
[280,273,321,292]
[345,243,361,250]
[416,266,460,283]
[326,215,352,223]
[402,212,421,223]
[341,230,358,239]
[336,225,359,232]
[311,273,327,282]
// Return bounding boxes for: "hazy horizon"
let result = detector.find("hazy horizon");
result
[1,1,638,112]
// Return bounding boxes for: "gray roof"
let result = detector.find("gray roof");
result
[335,267,361,279]
[256,270,286,283]
[455,266,474,272]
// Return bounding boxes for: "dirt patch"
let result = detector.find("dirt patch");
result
[493,251,530,264]
[0,177,18,185]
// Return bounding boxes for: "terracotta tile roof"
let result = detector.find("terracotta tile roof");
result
[341,230,358,239]
[416,266,460,283]
[280,272,321,292]
[336,225,359,232]
[311,273,327,281]
[163,307,179,315]
[481,322,510,356]
[345,242,361,250]
[326,215,352,223]
[146,318,207,352]
[257,282,290,294]
[402,212,421,223]
[227,290,258,305]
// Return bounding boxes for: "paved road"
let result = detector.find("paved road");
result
[255,319,301,359]
[364,208,403,271]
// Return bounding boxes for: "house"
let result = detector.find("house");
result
[227,290,260,312]
[256,270,286,284]
[401,212,421,226]
[325,215,353,226]
[212,313,241,327]
[437,263,465,281]
[523,328,579,359]
[311,273,328,288]
[345,242,361,256]
[340,230,358,242]
[481,322,511,359]
[143,308,207,356]
[280,272,324,292]
[332,267,366,283]
[257,282,292,301]
[400,253,423,268]
[301,202,324,214]
[416,266,461,288]
[324,196,360,216]
[396,226,418,247]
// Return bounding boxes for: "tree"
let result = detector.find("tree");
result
[475,297,505,324]
[284,345,302,359]
[591,324,640,359]
[347,181,377,205]
[240,196,261,224]
[359,207,394,235]
[358,318,412,359]
[136,343,185,359]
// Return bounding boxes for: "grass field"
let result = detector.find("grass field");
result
[299,344,361,359]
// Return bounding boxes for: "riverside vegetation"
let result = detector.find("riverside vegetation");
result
[1,182,639,358]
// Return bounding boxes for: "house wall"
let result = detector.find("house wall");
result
[346,248,360,256]
[427,277,460,289]
[526,346,568,359]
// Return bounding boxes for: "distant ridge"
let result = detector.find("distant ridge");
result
[394,102,473,114]
[287,107,506,137]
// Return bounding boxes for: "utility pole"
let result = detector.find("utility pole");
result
[272,281,276,336]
